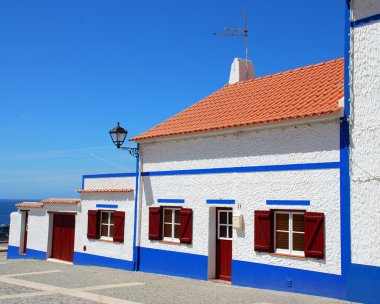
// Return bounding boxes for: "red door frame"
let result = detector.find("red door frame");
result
[215,207,233,281]
[20,211,28,254]
[51,213,75,262]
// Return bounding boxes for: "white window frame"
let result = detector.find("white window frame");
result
[162,207,181,242]
[274,211,305,257]
[217,210,233,240]
[100,211,114,241]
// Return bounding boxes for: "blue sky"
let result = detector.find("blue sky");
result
[0,0,344,198]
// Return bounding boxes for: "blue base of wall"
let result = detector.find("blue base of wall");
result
[347,263,380,304]
[232,260,346,300]
[73,252,134,271]
[7,245,46,260]
[139,247,208,280]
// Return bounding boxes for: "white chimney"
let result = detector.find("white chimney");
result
[228,58,254,84]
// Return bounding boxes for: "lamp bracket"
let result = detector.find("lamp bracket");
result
[120,147,139,157]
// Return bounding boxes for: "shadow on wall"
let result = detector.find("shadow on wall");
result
[142,123,339,165]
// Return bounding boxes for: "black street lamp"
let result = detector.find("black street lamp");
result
[109,122,139,157]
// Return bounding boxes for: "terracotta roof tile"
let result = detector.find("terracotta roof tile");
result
[132,58,344,141]
[41,198,80,204]
[16,202,44,208]
[76,189,134,193]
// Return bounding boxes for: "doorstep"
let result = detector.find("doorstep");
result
[0,244,8,252]
[47,258,73,265]
[209,279,232,285]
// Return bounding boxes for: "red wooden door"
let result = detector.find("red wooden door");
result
[21,212,28,254]
[216,208,233,281]
[52,214,75,262]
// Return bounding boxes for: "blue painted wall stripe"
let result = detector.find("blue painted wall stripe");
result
[206,199,235,205]
[7,245,46,260]
[347,263,380,303]
[96,204,118,209]
[266,200,310,206]
[352,13,380,27]
[157,199,185,204]
[139,247,208,280]
[74,252,134,271]
[232,260,346,300]
[142,162,340,177]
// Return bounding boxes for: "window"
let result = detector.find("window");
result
[274,211,304,256]
[218,210,233,240]
[100,211,114,240]
[87,210,125,243]
[163,208,181,242]
[254,210,324,259]
[149,206,193,244]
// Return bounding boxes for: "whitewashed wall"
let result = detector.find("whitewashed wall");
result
[141,122,339,172]
[352,0,380,21]
[8,212,21,248]
[84,176,135,190]
[139,121,342,275]
[75,176,136,261]
[8,204,80,254]
[350,1,380,267]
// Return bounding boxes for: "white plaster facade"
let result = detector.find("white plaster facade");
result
[352,0,380,21]
[139,120,342,275]
[141,121,340,172]
[350,0,380,267]
[74,189,134,261]
[8,203,81,255]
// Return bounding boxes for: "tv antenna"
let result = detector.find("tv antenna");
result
[214,11,249,63]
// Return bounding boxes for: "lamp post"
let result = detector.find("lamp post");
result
[109,122,139,157]
[109,121,141,270]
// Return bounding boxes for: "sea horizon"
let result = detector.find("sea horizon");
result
[0,199,42,225]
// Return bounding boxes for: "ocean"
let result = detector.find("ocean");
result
[0,199,41,225]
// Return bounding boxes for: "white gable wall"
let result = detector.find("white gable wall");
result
[142,122,339,172]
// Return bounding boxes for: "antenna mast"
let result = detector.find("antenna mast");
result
[214,10,249,63]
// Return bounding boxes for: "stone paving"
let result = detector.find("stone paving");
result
[0,252,355,304]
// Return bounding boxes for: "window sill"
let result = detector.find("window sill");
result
[88,238,114,243]
[269,252,306,259]
[157,240,181,245]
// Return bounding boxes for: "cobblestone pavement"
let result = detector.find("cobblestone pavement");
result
[0,253,355,304]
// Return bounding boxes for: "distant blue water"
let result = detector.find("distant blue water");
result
[0,199,41,225]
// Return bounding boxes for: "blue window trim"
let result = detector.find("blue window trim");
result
[96,204,118,209]
[206,199,235,205]
[157,199,185,204]
[266,200,310,206]
[142,162,340,177]
[82,172,137,190]
[351,13,380,28]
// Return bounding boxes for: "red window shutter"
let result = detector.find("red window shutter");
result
[254,210,273,252]
[179,208,193,244]
[149,207,162,240]
[87,210,100,239]
[304,212,325,259]
[113,211,125,243]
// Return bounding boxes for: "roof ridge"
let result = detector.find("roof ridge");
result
[226,57,344,86]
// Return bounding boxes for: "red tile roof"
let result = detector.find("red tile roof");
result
[41,198,80,204]
[16,202,44,208]
[132,58,344,141]
[76,189,134,193]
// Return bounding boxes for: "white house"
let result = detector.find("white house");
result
[7,1,380,302]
